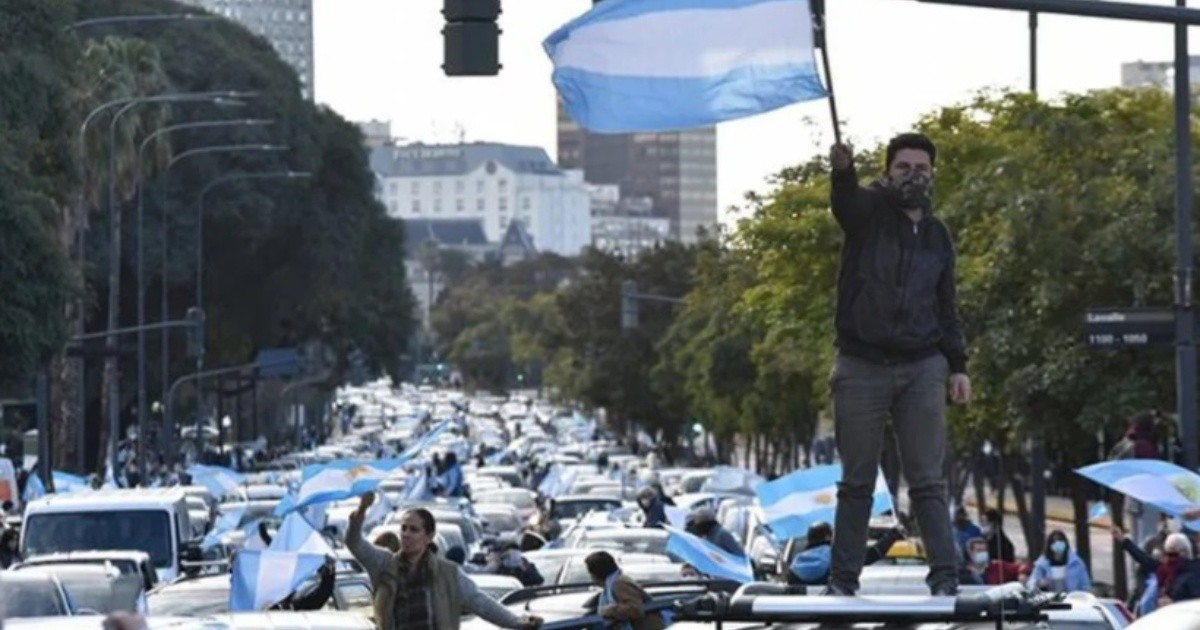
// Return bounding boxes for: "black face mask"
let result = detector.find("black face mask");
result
[889,172,933,210]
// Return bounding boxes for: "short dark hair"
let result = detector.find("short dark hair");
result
[585,550,620,582]
[886,133,937,169]
[403,508,437,535]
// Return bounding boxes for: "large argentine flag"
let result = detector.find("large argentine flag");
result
[286,459,405,513]
[1077,459,1200,528]
[665,526,754,583]
[270,512,335,556]
[543,0,827,133]
[229,549,325,611]
[757,464,894,540]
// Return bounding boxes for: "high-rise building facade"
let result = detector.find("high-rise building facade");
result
[1121,57,1200,88]
[178,0,315,99]
[557,100,717,243]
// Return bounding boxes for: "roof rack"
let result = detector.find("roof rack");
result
[500,578,739,606]
[673,583,1068,625]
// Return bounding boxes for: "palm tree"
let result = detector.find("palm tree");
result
[50,36,170,471]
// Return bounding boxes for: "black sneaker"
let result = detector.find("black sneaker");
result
[820,583,854,596]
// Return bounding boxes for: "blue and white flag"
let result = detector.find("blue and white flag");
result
[757,464,894,540]
[1088,502,1109,523]
[543,0,827,133]
[23,473,45,503]
[52,471,89,493]
[400,420,452,461]
[269,512,334,556]
[285,459,405,513]
[229,549,325,611]
[1077,459,1200,528]
[202,506,245,551]
[188,465,245,499]
[664,525,754,583]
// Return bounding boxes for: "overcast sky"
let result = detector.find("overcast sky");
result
[312,0,1185,217]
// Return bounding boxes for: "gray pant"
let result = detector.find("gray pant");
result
[828,352,958,592]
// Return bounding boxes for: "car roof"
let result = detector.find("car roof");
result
[22,550,151,563]
[582,528,668,540]
[469,573,524,588]
[24,488,188,511]
[554,495,622,503]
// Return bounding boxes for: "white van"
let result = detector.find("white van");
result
[21,488,195,583]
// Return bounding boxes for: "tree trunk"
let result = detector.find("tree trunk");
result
[1110,493,1129,602]
[1006,456,1036,556]
[52,199,85,474]
[972,454,989,516]
[1069,474,1092,573]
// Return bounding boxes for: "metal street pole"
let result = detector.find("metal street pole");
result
[102,91,258,480]
[65,13,216,32]
[192,170,310,458]
[1173,0,1199,470]
[158,142,282,462]
[135,120,273,480]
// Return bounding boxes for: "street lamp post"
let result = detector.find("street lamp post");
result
[134,119,274,481]
[191,171,311,457]
[101,90,258,479]
[155,144,289,461]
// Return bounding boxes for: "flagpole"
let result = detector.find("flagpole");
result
[811,0,841,145]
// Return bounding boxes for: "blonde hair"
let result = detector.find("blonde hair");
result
[1165,533,1194,560]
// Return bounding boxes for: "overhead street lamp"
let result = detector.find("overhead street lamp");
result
[65,13,217,32]
[101,90,260,479]
[157,142,288,448]
[133,119,275,481]
[190,170,311,456]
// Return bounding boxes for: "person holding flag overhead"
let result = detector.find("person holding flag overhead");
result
[825,135,970,597]
[345,492,543,630]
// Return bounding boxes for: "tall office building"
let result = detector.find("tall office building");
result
[178,0,315,99]
[557,100,718,243]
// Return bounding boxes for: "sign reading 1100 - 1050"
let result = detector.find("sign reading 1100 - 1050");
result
[1084,308,1176,348]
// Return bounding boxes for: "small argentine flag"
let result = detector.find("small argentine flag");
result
[757,464,894,540]
[269,512,334,556]
[1089,502,1109,523]
[664,525,754,583]
[229,549,325,611]
[188,465,245,499]
[201,506,245,551]
[285,459,405,514]
[544,0,827,133]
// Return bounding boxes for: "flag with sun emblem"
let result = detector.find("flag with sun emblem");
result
[757,463,894,540]
[664,526,754,583]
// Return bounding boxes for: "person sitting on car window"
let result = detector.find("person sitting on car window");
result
[788,522,904,586]
[587,551,667,630]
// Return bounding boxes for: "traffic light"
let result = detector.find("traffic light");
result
[185,307,206,359]
[442,0,502,76]
[621,280,638,331]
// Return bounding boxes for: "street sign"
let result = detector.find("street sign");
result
[1084,307,1176,348]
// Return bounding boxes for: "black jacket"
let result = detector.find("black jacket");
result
[830,166,967,373]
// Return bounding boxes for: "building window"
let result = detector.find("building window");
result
[389,201,398,214]
[476,180,485,193]
[499,197,508,211]
[521,196,531,210]
[456,199,464,212]
[498,179,508,190]
[411,200,421,213]
[411,181,420,194]
[455,179,465,194]
[389,181,398,195]
[433,181,442,194]
[433,198,442,213]
[476,198,485,212]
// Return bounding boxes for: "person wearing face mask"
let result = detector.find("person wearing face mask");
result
[637,488,667,528]
[1113,525,1200,610]
[958,538,1026,586]
[825,135,969,598]
[1026,531,1091,593]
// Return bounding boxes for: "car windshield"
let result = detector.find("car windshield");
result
[147,586,228,615]
[24,511,173,568]
[582,533,668,555]
[53,573,129,614]
[1,578,69,617]
[552,500,618,520]
[477,491,535,509]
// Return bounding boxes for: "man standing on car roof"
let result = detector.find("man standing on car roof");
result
[825,135,971,597]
